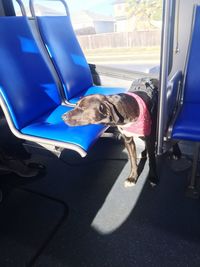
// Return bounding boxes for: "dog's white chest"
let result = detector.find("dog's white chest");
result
[118,125,141,137]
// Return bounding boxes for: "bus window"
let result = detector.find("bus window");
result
[13,0,66,16]
[67,0,162,75]
[12,0,21,15]
[13,0,162,75]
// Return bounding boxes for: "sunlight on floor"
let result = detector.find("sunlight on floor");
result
[91,158,149,235]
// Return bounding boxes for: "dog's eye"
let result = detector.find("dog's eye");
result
[99,104,106,113]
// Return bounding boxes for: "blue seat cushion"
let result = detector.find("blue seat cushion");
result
[0,17,61,130]
[36,16,128,102]
[21,105,106,152]
[69,85,128,104]
[37,16,93,100]
[172,103,200,141]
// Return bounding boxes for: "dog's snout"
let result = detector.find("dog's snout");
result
[62,112,74,124]
[62,111,79,126]
[62,112,69,121]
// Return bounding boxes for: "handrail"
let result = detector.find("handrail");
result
[29,0,69,17]
[15,0,26,16]
[157,0,174,155]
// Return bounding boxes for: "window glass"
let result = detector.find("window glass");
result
[67,0,162,74]
[13,1,21,16]
[13,0,66,16]
[13,0,162,74]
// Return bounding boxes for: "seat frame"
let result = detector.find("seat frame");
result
[0,95,87,157]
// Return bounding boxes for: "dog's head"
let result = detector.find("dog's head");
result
[62,94,139,126]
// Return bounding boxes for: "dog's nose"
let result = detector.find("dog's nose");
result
[62,113,69,122]
[62,113,77,126]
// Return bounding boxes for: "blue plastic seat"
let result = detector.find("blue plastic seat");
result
[171,5,200,141]
[35,15,127,103]
[0,16,106,157]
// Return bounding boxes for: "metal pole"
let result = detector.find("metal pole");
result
[29,0,70,17]
[157,0,174,155]
[15,0,26,16]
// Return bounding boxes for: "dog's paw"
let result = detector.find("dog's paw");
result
[172,154,181,161]
[149,181,157,187]
[148,176,159,187]
[124,178,136,188]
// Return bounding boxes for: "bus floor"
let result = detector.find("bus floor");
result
[0,137,199,267]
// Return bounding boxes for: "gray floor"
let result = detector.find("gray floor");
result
[0,137,200,267]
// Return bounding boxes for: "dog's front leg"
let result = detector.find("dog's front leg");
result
[122,135,138,187]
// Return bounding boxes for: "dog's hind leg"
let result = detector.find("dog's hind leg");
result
[172,142,182,160]
[145,136,159,186]
[122,135,138,187]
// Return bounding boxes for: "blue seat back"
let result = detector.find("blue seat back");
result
[183,5,200,103]
[36,16,93,100]
[0,17,61,130]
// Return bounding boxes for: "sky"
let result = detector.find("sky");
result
[22,0,114,16]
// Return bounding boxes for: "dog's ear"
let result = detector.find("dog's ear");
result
[102,96,126,124]
[106,94,140,124]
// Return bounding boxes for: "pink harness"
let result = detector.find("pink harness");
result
[119,92,152,137]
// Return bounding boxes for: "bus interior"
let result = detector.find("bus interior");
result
[0,0,200,266]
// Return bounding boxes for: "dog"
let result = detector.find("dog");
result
[62,78,180,187]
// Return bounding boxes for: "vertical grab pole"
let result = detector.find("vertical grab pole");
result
[157,0,174,155]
